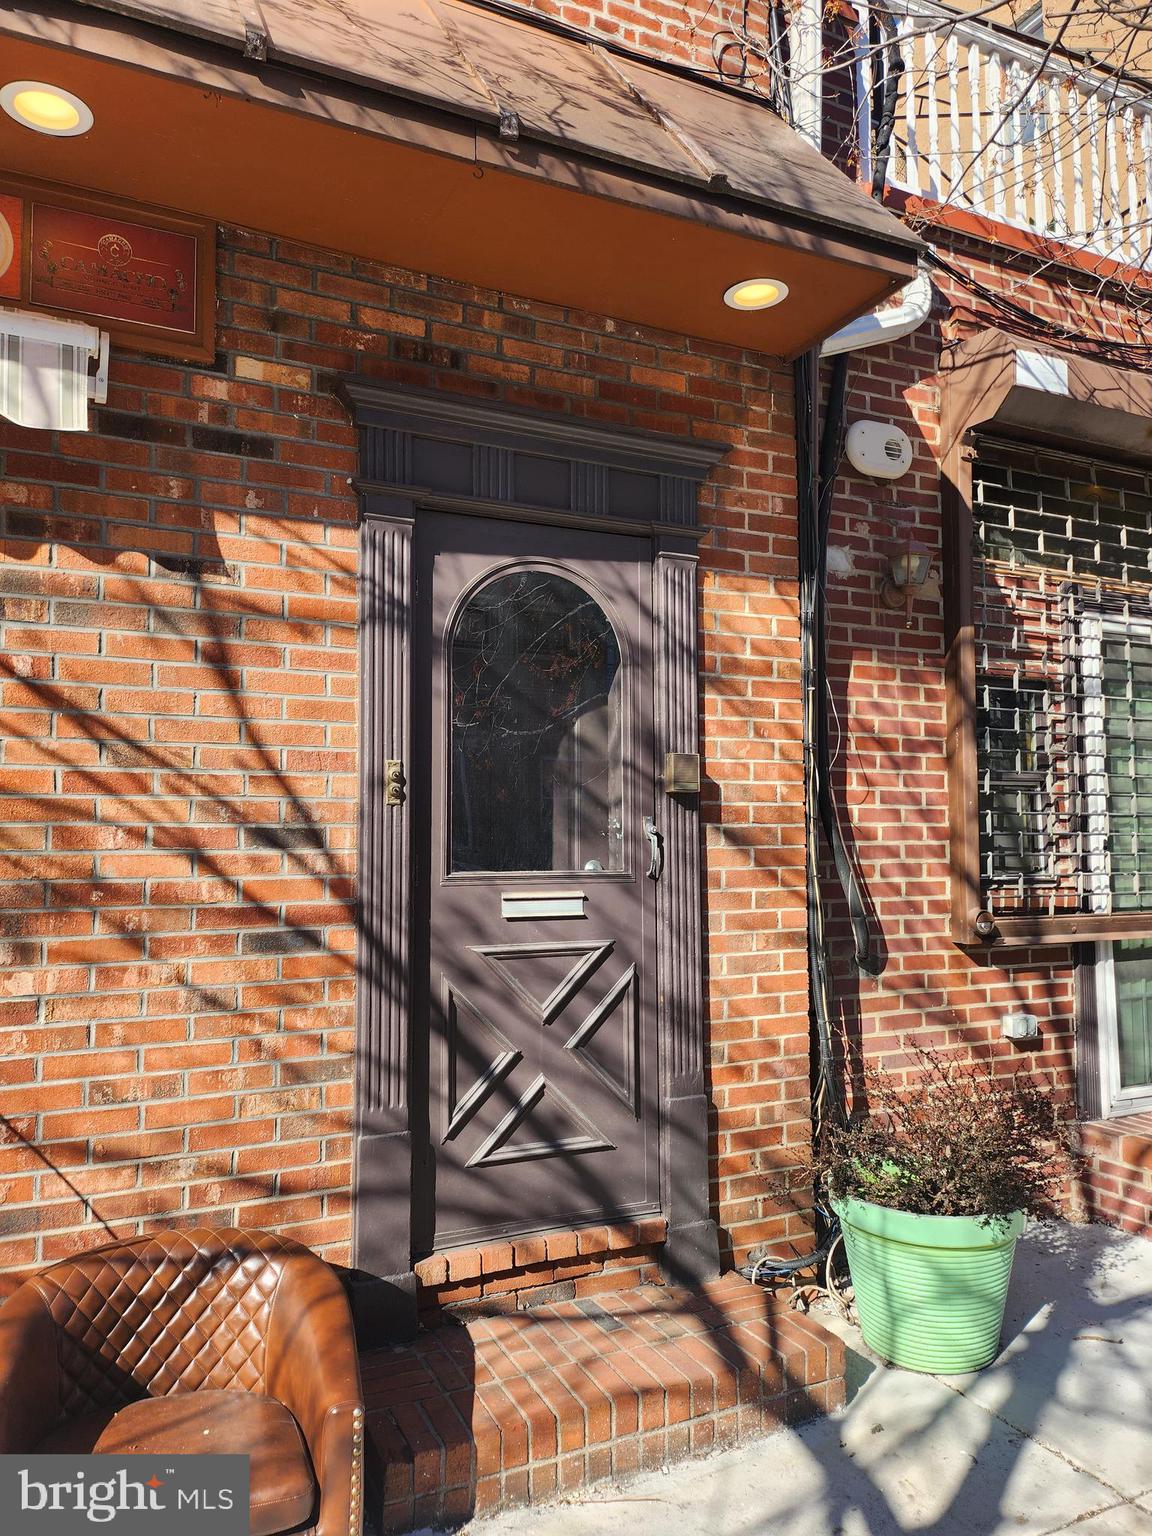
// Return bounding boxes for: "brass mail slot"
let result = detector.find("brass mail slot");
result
[501,890,586,920]
[664,751,701,794]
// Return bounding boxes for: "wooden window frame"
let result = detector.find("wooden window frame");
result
[943,328,1152,948]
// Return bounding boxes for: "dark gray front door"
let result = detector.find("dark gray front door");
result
[413,511,661,1251]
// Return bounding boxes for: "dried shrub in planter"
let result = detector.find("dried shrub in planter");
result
[817,1043,1078,1220]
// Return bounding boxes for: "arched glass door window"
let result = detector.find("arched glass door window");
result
[449,569,624,873]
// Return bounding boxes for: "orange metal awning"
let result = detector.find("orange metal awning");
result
[0,0,922,354]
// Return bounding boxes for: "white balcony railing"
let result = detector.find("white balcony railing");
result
[849,0,1152,269]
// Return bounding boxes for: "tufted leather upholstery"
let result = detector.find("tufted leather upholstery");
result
[0,1229,365,1536]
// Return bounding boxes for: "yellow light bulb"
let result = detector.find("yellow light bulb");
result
[732,283,777,307]
[12,89,80,132]
[1,81,93,136]
[723,277,790,312]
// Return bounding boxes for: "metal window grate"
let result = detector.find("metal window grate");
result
[974,439,1152,917]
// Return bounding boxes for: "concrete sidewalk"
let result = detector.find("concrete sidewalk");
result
[461,1221,1152,1535]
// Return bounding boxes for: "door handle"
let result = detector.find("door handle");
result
[643,816,663,881]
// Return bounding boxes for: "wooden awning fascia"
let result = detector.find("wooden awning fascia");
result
[51,0,920,263]
[0,0,922,354]
[942,328,1152,467]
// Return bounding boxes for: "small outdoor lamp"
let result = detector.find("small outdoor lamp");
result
[881,535,933,624]
[723,277,789,311]
[0,81,93,136]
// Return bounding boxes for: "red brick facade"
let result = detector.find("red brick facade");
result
[0,224,813,1288]
[517,0,773,73]
[369,1274,844,1533]
[5,0,1152,1309]
[1079,1113,1152,1231]
[821,229,1152,1234]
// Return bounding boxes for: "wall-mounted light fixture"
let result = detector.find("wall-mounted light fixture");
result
[881,536,933,625]
[0,81,93,136]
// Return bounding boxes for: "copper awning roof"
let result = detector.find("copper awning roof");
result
[0,0,921,352]
[63,0,919,260]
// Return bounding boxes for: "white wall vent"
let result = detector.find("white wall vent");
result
[844,420,913,480]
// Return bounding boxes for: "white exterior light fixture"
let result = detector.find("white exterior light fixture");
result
[0,307,109,431]
[1,81,94,136]
[723,278,789,312]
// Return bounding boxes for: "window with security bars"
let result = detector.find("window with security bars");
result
[972,439,1152,1114]
[973,440,1152,923]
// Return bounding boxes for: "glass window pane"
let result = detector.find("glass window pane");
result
[1103,636,1152,910]
[976,678,1050,882]
[450,570,623,874]
[1111,939,1152,1090]
[984,785,1047,878]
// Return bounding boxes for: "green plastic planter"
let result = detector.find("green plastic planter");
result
[833,1195,1025,1374]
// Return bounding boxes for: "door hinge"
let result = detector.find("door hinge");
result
[385,760,406,806]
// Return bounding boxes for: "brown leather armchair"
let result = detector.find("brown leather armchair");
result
[0,1228,364,1536]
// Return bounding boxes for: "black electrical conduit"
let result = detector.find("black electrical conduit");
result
[816,358,883,979]
[812,6,903,982]
[740,351,850,1285]
[740,15,902,1284]
[796,350,844,1136]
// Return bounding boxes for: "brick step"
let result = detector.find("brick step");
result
[1081,1113,1152,1235]
[360,1272,846,1534]
[413,1216,669,1322]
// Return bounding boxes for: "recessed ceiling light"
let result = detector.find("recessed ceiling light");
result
[723,278,789,311]
[1,81,93,137]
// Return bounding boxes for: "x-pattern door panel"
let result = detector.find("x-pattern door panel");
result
[414,512,660,1250]
[441,940,639,1166]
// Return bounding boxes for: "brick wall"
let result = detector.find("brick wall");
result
[817,228,1152,1232]
[8,2,1145,1292]
[476,1,1093,1208]
[442,4,1152,1245]
[1079,1114,1152,1232]
[513,0,773,75]
[0,224,812,1284]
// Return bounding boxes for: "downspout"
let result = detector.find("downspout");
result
[804,264,934,993]
[819,0,930,359]
[742,278,933,1285]
[819,265,934,358]
[743,2,933,1288]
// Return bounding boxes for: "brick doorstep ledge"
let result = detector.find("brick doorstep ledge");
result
[414,1216,669,1320]
[1079,1112,1152,1234]
[360,1272,846,1534]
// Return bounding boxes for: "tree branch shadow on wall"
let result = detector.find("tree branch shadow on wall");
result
[0,508,863,1532]
[0,420,1112,1535]
[0,513,358,1270]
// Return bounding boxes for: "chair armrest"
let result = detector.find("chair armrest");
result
[0,1284,61,1452]
[266,1255,364,1536]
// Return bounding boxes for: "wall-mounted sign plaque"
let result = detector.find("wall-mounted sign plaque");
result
[30,205,199,334]
[0,176,214,361]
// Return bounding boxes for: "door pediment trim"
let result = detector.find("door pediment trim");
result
[339,380,726,535]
